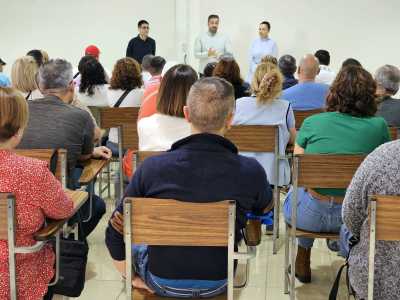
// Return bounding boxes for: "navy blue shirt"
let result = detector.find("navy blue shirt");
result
[105,133,272,280]
[282,75,298,90]
[126,35,156,64]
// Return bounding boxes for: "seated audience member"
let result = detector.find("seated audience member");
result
[0,87,74,300]
[84,44,111,81]
[11,56,43,100]
[141,54,154,86]
[138,56,166,120]
[202,62,217,77]
[233,62,296,186]
[375,65,400,127]
[315,49,336,85]
[106,77,273,297]
[341,140,400,300]
[261,55,278,65]
[282,54,329,110]
[138,64,197,151]
[27,49,45,67]
[278,55,298,90]
[76,58,109,107]
[18,59,111,237]
[283,65,390,283]
[213,56,250,99]
[0,58,11,87]
[342,58,362,68]
[106,57,144,155]
[73,55,96,88]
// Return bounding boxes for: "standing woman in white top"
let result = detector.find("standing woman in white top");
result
[106,57,144,155]
[194,14,233,75]
[11,56,43,100]
[138,64,198,151]
[233,62,296,187]
[247,21,278,83]
[76,57,109,107]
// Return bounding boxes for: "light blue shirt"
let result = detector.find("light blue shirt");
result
[282,82,329,111]
[233,96,295,186]
[247,37,278,83]
[0,73,11,87]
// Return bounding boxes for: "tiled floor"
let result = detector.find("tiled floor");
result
[56,174,351,300]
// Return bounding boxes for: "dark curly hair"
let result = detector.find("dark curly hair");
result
[110,58,143,91]
[79,58,107,96]
[327,66,377,117]
[213,57,243,86]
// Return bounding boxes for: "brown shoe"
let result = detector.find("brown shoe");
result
[295,245,311,283]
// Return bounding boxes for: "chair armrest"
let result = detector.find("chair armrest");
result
[243,220,262,246]
[34,190,88,241]
[79,158,110,185]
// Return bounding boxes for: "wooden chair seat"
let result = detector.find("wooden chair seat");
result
[132,290,227,299]
[286,224,339,239]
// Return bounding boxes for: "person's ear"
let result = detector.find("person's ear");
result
[225,111,234,131]
[183,106,191,123]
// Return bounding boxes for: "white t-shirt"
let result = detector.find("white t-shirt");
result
[107,88,144,143]
[316,65,336,85]
[75,84,109,107]
[138,113,191,151]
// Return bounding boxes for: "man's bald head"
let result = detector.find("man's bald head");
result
[298,54,320,82]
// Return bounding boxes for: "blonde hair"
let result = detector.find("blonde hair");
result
[0,87,29,142]
[40,50,49,64]
[11,56,39,93]
[251,62,283,104]
[261,55,278,66]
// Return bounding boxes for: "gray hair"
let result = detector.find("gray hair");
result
[375,65,400,95]
[38,59,73,91]
[187,77,234,133]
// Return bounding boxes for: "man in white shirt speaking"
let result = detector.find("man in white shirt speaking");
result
[194,14,232,75]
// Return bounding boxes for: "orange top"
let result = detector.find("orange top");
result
[138,82,161,121]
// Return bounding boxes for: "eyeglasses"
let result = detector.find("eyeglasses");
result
[141,26,150,29]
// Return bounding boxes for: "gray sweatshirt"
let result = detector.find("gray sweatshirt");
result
[343,140,400,300]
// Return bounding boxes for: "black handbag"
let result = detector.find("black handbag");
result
[51,236,89,297]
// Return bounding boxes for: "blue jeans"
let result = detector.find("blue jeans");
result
[132,245,227,298]
[283,187,342,248]
[106,141,120,157]
[339,224,353,257]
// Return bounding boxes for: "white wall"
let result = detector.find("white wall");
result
[185,0,400,77]
[1,0,400,81]
[1,0,177,74]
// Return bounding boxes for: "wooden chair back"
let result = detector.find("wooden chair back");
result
[99,107,139,149]
[370,195,400,241]
[126,198,234,247]
[389,127,398,140]
[294,109,324,129]
[13,149,67,184]
[0,193,13,240]
[225,125,278,152]
[295,154,366,188]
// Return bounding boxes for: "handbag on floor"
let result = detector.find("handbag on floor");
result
[329,236,359,299]
[51,213,89,297]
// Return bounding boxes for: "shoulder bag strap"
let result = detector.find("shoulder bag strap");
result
[113,90,132,108]
[25,91,32,100]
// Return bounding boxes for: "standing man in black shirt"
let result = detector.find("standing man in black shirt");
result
[126,20,156,64]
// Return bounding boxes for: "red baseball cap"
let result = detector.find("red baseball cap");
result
[85,45,100,58]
